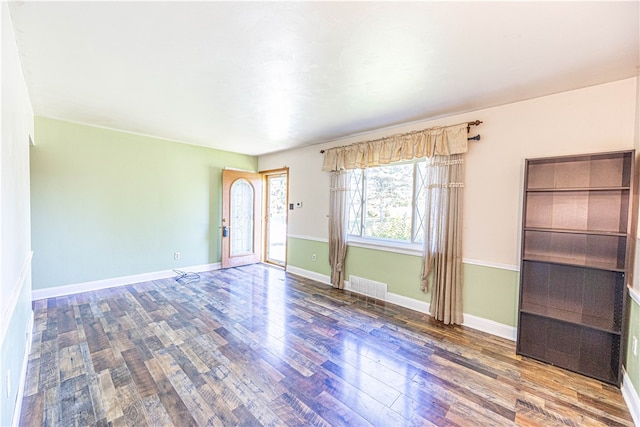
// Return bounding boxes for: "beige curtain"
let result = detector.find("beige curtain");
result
[420,154,464,325]
[322,123,467,172]
[329,171,349,289]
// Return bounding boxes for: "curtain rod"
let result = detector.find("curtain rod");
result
[319,120,483,154]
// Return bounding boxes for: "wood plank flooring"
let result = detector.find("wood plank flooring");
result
[20,264,634,426]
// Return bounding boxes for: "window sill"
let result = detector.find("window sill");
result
[347,237,423,257]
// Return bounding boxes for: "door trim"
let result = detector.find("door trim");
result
[261,167,289,267]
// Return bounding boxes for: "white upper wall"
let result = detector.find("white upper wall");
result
[259,78,638,267]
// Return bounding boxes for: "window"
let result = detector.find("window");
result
[348,159,427,247]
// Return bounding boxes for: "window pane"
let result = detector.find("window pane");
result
[230,179,254,256]
[414,161,427,243]
[364,163,413,241]
[347,169,363,236]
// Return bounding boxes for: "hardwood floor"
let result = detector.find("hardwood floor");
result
[20,264,633,426]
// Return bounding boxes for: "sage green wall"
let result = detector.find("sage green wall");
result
[287,237,519,327]
[287,237,330,274]
[31,117,257,290]
[626,296,640,397]
[345,246,427,302]
[463,264,519,326]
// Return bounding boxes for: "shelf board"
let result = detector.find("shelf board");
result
[516,350,618,385]
[521,255,625,272]
[526,186,630,192]
[520,302,621,334]
[524,227,626,237]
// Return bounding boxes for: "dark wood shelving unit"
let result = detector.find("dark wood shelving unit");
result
[516,150,634,386]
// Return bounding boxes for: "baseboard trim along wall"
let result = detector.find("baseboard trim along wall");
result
[12,310,34,427]
[622,368,640,427]
[284,265,332,286]
[31,263,221,301]
[286,265,518,342]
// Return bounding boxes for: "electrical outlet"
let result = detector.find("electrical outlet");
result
[633,336,638,357]
[311,253,317,261]
[174,252,181,260]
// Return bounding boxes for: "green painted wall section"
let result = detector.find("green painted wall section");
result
[626,295,640,397]
[31,117,257,290]
[345,246,428,302]
[287,237,518,326]
[287,237,331,275]
[462,263,519,326]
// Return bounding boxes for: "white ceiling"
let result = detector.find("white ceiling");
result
[8,1,640,156]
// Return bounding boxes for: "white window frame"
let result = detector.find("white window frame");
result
[347,159,426,256]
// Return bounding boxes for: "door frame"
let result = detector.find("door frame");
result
[260,167,289,267]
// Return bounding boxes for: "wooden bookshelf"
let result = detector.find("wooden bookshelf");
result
[516,150,634,385]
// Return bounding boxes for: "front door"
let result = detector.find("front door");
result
[221,169,263,268]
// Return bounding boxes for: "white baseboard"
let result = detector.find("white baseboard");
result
[12,309,34,427]
[622,368,640,427]
[31,263,221,300]
[287,265,516,342]
[385,292,516,341]
[463,313,517,341]
[386,291,430,314]
[285,265,331,285]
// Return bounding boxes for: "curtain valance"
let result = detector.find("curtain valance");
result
[322,123,469,172]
